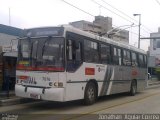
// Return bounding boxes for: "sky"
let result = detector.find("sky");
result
[0,0,160,51]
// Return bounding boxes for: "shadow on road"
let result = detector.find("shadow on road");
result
[3,92,145,114]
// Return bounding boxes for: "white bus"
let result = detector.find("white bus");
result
[15,25,147,105]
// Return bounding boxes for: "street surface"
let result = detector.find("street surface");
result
[0,87,160,120]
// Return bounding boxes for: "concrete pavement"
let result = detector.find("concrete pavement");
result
[0,91,37,106]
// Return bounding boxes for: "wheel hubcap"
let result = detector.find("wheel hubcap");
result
[88,87,94,100]
[132,83,136,93]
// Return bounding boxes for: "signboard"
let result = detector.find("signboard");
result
[22,27,64,37]
[2,45,17,52]
[2,46,12,52]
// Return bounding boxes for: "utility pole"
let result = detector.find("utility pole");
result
[9,7,11,26]
[133,14,141,48]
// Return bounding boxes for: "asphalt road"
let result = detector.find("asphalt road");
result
[0,87,160,120]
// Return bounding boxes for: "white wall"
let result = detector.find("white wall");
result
[0,33,18,46]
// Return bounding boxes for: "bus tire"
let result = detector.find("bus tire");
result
[129,80,137,96]
[84,82,97,105]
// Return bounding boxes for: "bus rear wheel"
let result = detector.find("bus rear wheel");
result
[84,82,97,105]
[129,80,137,96]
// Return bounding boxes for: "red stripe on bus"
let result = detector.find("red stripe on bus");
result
[17,65,64,71]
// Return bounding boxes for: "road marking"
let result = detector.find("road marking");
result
[61,92,160,120]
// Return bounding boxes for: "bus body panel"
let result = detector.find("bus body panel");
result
[15,84,64,101]
[16,70,67,101]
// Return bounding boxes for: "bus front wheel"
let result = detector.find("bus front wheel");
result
[84,82,97,105]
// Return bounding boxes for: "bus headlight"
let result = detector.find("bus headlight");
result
[53,82,63,88]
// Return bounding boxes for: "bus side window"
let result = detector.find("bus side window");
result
[138,54,144,68]
[67,39,82,72]
[68,40,73,60]
[131,52,138,67]
[112,47,117,65]
[112,47,121,65]
[118,48,122,65]
[75,42,82,62]
[123,50,131,66]
[100,44,110,64]
[84,40,99,63]
[144,55,147,68]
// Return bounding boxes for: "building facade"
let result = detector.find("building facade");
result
[148,27,160,76]
[70,20,101,34]
[70,16,129,43]
[0,24,22,46]
[0,24,22,91]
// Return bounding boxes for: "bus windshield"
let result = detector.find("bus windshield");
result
[17,37,65,71]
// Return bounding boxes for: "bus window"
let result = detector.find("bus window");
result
[84,40,99,63]
[139,54,144,67]
[144,55,147,68]
[100,44,110,64]
[68,40,73,60]
[67,39,82,71]
[118,48,122,65]
[131,52,138,66]
[123,50,131,66]
[75,42,82,61]
[112,47,121,65]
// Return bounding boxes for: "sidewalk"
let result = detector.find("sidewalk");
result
[146,79,160,88]
[0,91,35,106]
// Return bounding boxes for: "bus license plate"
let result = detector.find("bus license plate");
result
[30,93,40,99]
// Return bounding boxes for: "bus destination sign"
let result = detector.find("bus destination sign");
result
[22,27,64,37]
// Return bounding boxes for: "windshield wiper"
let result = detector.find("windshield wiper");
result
[29,37,35,66]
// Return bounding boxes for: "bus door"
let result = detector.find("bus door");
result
[121,50,132,91]
[112,47,123,80]
[109,47,124,94]
[65,34,84,100]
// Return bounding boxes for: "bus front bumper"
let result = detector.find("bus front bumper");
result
[15,84,64,101]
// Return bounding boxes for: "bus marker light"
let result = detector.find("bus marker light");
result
[18,76,29,80]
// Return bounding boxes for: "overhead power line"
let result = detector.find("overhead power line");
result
[91,0,134,24]
[101,0,137,23]
[91,0,153,34]
[61,0,145,38]
[61,0,95,17]
[101,0,153,33]
[155,0,160,6]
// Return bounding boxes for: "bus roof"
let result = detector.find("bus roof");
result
[61,25,147,55]
[21,25,146,55]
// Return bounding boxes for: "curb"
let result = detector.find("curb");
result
[0,97,37,106]
[146,81,160,89]
[148,81,160,86]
